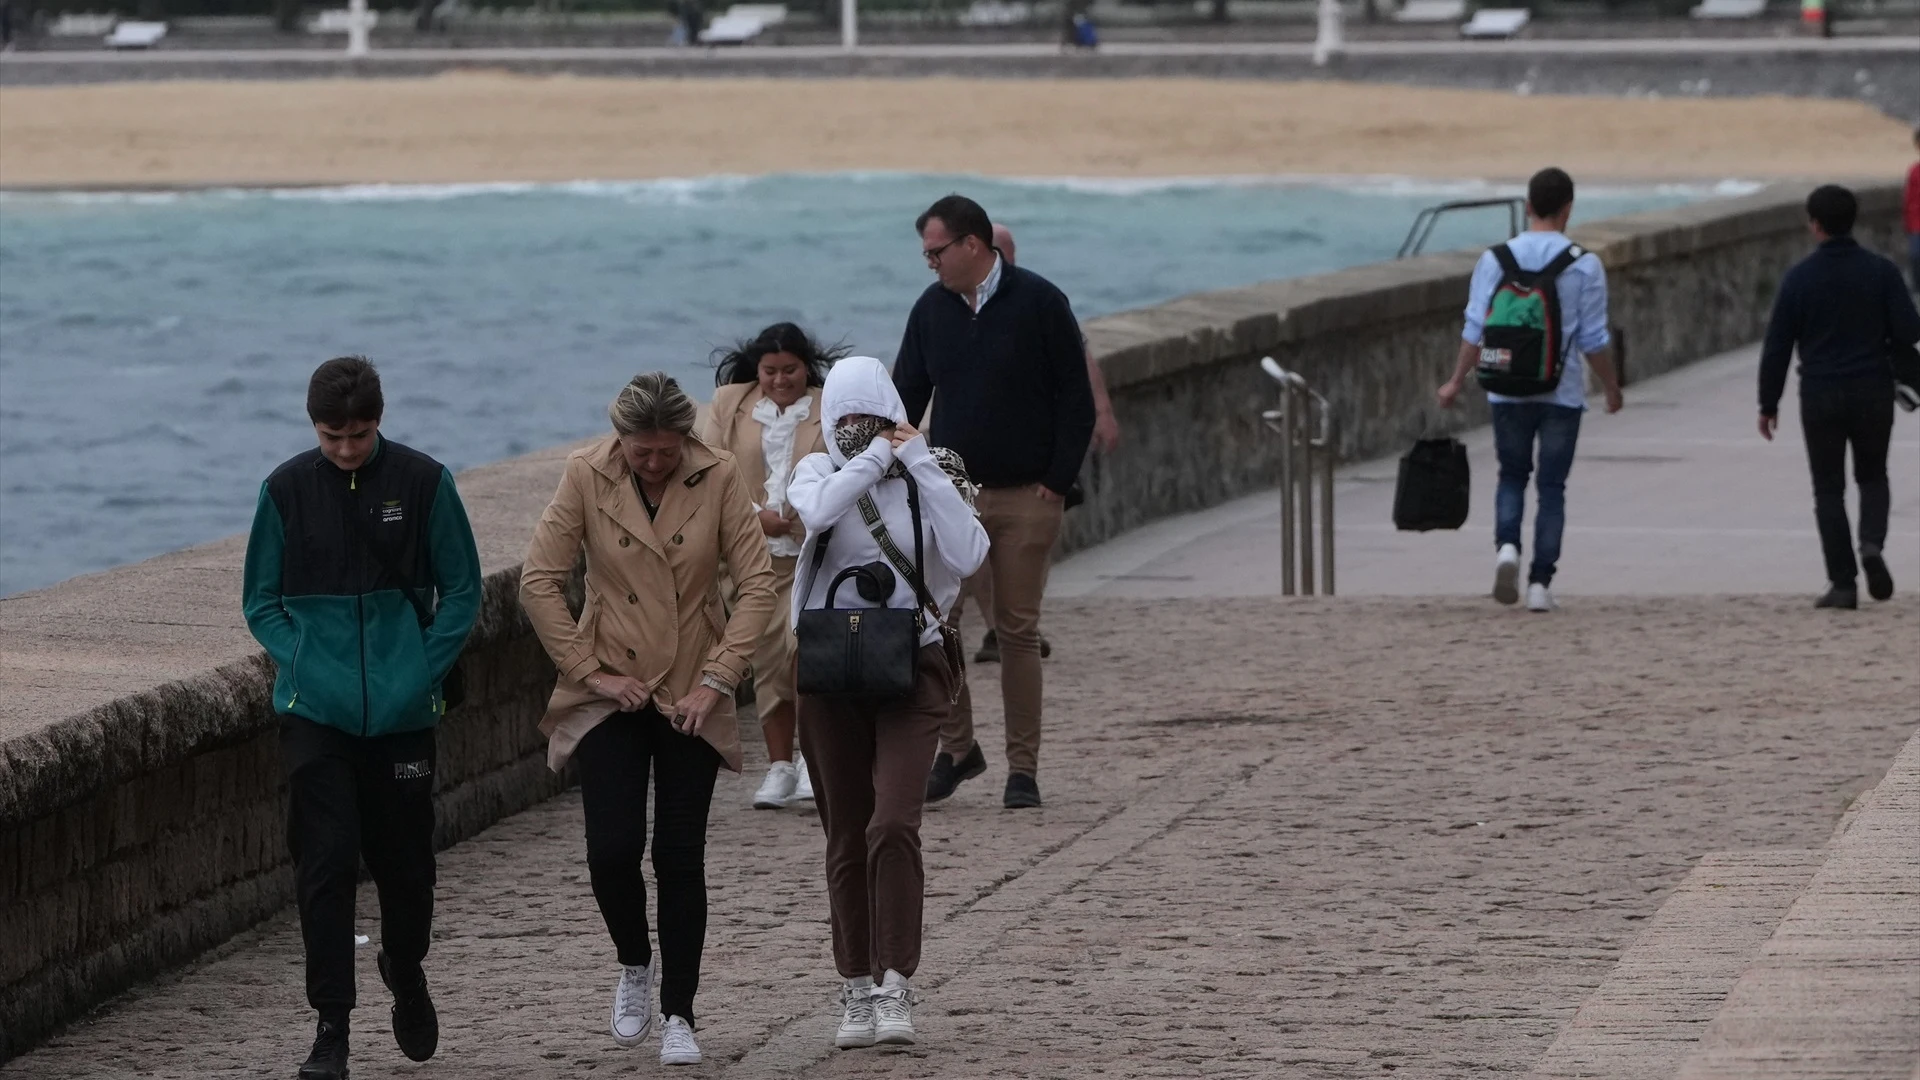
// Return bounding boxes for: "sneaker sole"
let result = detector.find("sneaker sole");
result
[750,796,790,809]
[875,1025,916,1045]
[1493,561,1521,605]
[662,1054,703,1066]
[835,1031,878,1049]
[611,1022,651,1048]
[1863,554,1895,601]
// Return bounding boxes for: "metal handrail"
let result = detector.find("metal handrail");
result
[1397,197,1525,259]
[1259,357,1335,596]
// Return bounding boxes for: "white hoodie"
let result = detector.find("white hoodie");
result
[788,356,990,645]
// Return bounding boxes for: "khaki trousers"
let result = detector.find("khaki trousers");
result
[940,486,1063,776]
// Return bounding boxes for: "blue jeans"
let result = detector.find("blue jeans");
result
[1491,403,1583,587]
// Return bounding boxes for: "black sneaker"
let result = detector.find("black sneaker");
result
[1816,586,1859,610]
[974,631,1000,665]
[1862,551,1895,601]
[297,1019,349,1080]
[378,950,439,1062]
[926,742,987,802]
[1003,773,1042,809]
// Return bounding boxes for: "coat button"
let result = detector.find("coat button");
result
[619,536,631,547]
[672,534,683,545]
[626,648,636,659]
[627,593,638,604]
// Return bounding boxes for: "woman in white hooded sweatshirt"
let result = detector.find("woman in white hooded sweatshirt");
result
[787,356,990,1049]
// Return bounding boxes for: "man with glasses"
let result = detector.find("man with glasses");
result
[893,194,1095,810]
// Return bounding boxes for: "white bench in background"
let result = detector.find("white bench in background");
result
[697,3,786,42]
[1460,6,1529,37]
[49,12,117,35]
[103,20,168,48]
[1691,0,1765,17]
[1394,0,1466,21]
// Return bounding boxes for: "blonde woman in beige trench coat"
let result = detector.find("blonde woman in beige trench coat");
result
[519,372,776,1067]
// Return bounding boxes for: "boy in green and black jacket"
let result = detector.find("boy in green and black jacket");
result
[242,356,482,1080]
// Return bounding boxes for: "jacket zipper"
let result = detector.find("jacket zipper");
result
[353,469,370,736]
[287,626,304,711]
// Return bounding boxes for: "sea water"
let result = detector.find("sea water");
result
[0,172,1731,595]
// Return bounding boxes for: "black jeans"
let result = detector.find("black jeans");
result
[281,715,438,1019]
[1800,374,1895,587]
[575,706,722,1023]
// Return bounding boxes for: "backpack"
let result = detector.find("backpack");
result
[1475,242,1584,398]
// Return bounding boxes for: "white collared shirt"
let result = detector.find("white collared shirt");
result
[752,394,811,557]
[970,255,1004,313]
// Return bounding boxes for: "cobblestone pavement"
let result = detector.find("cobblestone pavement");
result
[9,595,1915,1080]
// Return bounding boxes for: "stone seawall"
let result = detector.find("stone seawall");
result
[0,180,1905,1061]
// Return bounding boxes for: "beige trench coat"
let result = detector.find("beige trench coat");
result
[519,433,777,773]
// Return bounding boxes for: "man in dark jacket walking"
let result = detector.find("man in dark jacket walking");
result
[1758,185,1920,608]
[894,194,1094,810]
[243,356,483,1080]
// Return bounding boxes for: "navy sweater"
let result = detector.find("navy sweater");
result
[893,263,1096,495]
[1759,237,1920,416]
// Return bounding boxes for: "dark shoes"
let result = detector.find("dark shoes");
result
[297,1019,350,1080]
[1816,585,1859,610]
[926,743,988,802]
[973,630,1052,665]
[1862,551,1895,602]
[378,950,439,1063]
[1003,773,1042,809]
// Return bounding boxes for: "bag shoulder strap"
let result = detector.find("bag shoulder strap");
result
[347,507,435,629]
[1490,243,1522,281]
[798,526,834,615]
[1537,243,1584,284]
[856,474,942,630]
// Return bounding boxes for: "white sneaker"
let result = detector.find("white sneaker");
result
[660,1015,702,1066]
[1527,583,1555,613]
[834,977,877,1049]
[1493,544,1521,605]
[609,963,654,1047]
[752,761,799,809]
[794,754,815,802]
[872,970,916,1045]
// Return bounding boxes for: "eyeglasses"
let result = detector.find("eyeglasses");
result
[922,237,967,267]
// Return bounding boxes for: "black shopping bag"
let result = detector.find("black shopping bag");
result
[1393,438,1471,532]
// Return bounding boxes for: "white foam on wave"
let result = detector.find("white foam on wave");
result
[1,172,1763,206]
[990,173,1767,199]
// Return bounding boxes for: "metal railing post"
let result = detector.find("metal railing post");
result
[1261,357,1336,598]
[1297,380,1315,596]
[1277,387,1296,596]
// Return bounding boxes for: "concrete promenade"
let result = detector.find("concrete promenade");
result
[6,344,1917,1078]
[1053,342,1920,601]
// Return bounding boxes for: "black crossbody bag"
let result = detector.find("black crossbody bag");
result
[795,472,963,700]
[346,509,467,711]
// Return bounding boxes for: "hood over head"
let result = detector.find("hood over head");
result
[821,356,908,466]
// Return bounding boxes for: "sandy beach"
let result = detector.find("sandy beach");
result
[0,74,1910,187]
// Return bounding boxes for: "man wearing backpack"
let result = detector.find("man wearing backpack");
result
[242,356,483,1080]
[1437,167,1623,612]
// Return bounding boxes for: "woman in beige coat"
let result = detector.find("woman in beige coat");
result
[520,372,776,1067]
[701,322,842,809]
